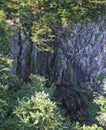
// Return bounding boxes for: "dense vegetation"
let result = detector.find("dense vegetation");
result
[0,74,105,130]
[1,0,105,50]
[0,0,106,129]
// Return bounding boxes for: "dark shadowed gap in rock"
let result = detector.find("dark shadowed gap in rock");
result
[16,30,22,78]
[54,85,93,125]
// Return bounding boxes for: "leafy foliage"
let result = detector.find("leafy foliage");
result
[0,84,9,121]
[0,11,11,53]
[1,0,105,50]
[0,74,104,130]
[30,0,105,48]
[0,54,12,84]
[14,91,64,130]
[88,91,106,128]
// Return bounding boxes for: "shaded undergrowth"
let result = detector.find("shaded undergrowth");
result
[0,74,105,130]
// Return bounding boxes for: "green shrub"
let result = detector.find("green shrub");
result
[0,74,104,130]
[88,93,106,117]
[0,83,10,129]
[29,74,56,97]
[61,122,103,130]
[0,54,12,84]
[2,117,19,130]
[0,84,9,118]
[81,124,103,130]
[14,91,65,130]
[88,92,106,128]
[8,74,22,87]
[15,74,55,99]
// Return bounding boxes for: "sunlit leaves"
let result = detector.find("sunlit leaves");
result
[1,0,105,51]
[0,54,12,84]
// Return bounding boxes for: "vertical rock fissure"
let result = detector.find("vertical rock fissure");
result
[16,30,22,77]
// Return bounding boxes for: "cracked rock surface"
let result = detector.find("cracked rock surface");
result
[10,21,106,93]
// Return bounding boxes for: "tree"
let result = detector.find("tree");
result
[1,0,105,51]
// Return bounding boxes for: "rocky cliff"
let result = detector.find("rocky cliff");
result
[10,21,106,93]
[9,20,106,123]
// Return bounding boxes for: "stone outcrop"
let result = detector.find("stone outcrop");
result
[10,21,106,93]
[38,21,106,93]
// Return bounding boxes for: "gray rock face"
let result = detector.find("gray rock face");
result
[10,30,37,81]
[10,21,106,92]
[36,21,106,93]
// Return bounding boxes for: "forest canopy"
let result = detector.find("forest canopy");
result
[0,0,106,51]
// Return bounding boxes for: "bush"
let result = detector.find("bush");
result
[0,84,9,119]
[2,117,19,130]
[15,74,55,99]
[88,92,106,128]
[14,91,65,130]
[0,54,12,84]
[0,74,104,130]
[80,124,103,130]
